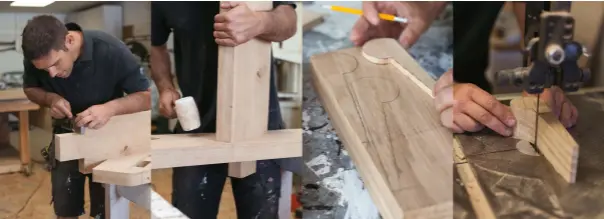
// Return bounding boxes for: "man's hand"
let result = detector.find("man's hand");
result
[75,104,115,129]
[49,95,73,119]
[214,2,264,46]
[434,70,516,136]
[159,89,180,119]
[350,2,446,48]
[523,87,578,128]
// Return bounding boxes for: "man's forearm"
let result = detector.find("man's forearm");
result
[24,87,60,107]
[150,46,176,92]
[256,5,297,42]
[105,90,151,116]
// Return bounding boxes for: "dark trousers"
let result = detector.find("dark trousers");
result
[172,106,286,219]
[50,128,105,218]
[172,160,283,219]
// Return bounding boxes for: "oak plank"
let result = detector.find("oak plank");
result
[310,38,453,219]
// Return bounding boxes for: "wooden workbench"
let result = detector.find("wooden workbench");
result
[0,89,39,176]
[454,91,604,219]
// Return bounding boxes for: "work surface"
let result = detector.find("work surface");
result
[454,92,604,219]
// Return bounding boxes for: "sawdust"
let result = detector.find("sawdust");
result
[515,140,539,156]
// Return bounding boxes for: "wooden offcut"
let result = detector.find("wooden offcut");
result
[509,96,579,183]
[310,38,453,219]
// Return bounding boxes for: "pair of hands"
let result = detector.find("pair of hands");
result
[434,70,579,136]
[50,96,114,129]
[350,2,445,48]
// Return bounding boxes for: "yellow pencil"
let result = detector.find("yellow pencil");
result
[322,5,408,23]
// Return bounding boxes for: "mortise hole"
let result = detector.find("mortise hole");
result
[136,160,150,168]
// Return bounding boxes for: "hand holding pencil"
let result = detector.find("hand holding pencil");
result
[346,1,448,48]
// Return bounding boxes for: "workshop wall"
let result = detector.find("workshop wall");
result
[0,2,152,77]
[0,13,66,74]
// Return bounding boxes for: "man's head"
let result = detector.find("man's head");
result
[21,15,80,78]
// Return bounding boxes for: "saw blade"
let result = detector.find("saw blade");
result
[532,94,541,155]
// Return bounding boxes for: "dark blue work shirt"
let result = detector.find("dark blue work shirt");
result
[23,30,150,115]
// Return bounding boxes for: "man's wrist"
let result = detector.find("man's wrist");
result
[156,80,176,93]
[254,11,270,37]
[44,92,58,106]
[103,101,119,117]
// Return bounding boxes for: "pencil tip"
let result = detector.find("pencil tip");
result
[321,5,331,9]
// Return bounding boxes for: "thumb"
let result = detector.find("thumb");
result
[220,2,239,9]
[398,24,423,49]
[362,2,380,25]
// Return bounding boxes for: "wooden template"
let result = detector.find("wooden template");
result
[310,38,453,219]
[53,1,302,217]
[509,96,579,183]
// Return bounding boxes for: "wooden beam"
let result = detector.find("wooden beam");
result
[310,38,453,219]
[216,1,274,178]
[93,153,151,186]
[453,138,496,219]
[55,110,151,162]
[510,96,579,183]
[78,129,300,186]
[152,129,301,170]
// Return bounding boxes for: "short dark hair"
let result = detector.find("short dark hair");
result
[21,15,68,61]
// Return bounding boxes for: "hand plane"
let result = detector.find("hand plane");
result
[56,118,86,134]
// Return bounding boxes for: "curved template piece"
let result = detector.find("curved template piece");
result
[310,38,452,219]
[509,96,578,183]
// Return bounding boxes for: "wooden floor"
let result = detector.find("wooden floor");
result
[0,164,238,219]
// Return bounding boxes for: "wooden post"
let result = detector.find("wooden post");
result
[216,1,274,178]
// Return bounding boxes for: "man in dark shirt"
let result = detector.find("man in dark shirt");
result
[150,2,297,218]
[351,2,578,137]
[21,15,151,219]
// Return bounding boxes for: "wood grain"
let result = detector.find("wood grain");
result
[454,93,604,218]
[217,1,273,178]
[310,38,452,219]
[0,88,28,101]
[510,96,579,183]
[151,129,302,170]
[55,110,151,162]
